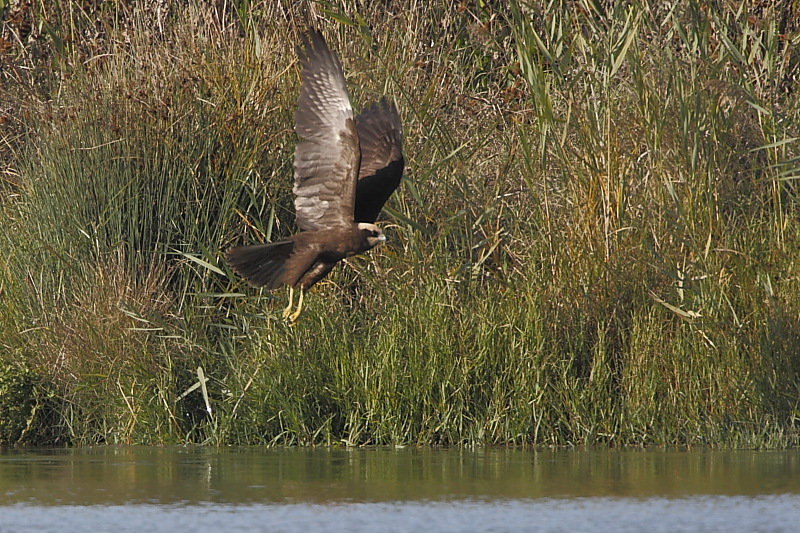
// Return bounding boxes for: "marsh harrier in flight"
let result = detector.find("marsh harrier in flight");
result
[225,29,404,325]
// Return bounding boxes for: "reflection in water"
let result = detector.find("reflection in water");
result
[1,447,799,532]
[1,447,799,504]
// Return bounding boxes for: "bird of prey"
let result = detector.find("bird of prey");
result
[225,28,405,325]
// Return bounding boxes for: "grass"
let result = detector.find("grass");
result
[0,0,799,447]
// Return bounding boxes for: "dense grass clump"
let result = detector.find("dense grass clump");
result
[1,0,799,447]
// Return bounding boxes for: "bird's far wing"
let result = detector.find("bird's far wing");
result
[293,29,359,232]
[354,98,405,223]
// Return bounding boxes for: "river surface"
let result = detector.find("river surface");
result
[1,447,799,532]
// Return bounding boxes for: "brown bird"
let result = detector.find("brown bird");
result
[225,28,405,325]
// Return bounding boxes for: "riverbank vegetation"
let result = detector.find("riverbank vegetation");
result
[1,0,799,447]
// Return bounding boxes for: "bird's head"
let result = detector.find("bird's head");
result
[357,223,386,249]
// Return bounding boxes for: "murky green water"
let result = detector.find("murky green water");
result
[1,447,799,532]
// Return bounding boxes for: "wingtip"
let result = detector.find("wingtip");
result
[356,97,403,136]
[297,27,328,58]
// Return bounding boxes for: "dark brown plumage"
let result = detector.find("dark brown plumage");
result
[225,28,405,324]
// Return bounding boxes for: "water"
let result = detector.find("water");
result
[1,447,799,532]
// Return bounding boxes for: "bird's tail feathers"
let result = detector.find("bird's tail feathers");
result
[224,240,295,289]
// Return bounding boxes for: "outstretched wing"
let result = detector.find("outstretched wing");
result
[354,98,405,223]
[293,29,360,231]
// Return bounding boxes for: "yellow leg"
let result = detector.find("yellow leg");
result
[281,287,294,320]
[286,289,305,326]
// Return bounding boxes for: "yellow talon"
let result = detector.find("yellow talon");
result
[281,287,295,320]
[286,289,304,326]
